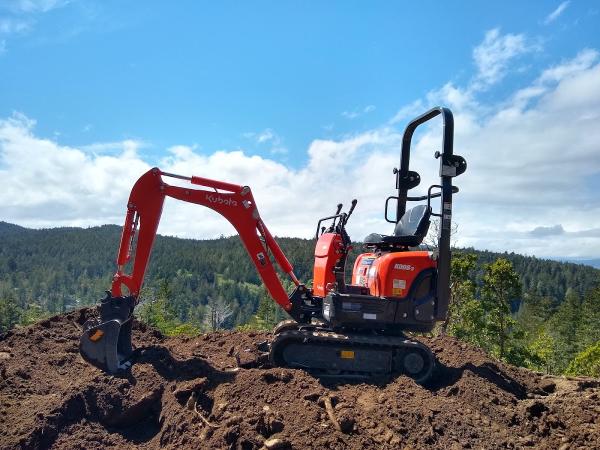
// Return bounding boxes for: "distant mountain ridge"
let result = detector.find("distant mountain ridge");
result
[558,257,600,269]
[0,222,598,326]
[0,221,27,234]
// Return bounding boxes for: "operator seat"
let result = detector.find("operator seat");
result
[364,204,431,250]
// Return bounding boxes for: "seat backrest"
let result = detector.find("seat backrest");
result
[393,204,431,238]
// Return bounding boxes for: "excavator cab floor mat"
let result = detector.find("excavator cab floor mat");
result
[79,293,136,373]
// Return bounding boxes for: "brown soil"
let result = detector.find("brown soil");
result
[0,310,598,450]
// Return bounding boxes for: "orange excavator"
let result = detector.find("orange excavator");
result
[80,107,466,384]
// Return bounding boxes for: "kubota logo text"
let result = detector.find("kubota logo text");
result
[394,263,415,271]
[205,194,238,207]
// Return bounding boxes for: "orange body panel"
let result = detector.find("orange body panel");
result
[352,251,436,298]
[313,233,344,297]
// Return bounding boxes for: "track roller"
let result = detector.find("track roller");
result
[269,329,435,384]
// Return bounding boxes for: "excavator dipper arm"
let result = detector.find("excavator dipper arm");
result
[112,167,299,310]
[80,167,300,373]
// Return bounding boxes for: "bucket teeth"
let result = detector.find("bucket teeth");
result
[79,293,136,373]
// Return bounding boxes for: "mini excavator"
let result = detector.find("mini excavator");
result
[80,107,466,384]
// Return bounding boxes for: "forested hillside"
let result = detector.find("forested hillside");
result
[1,221,599,376]
[0,221,597,326]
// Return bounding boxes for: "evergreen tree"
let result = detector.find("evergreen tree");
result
[565,341,600,377]
[516,293,556,371]
[0,295,21,333]
[481,258,522,359]
[577,286,600,350]
[242,287,286,331]
[445,253,488,346]
[546,290,581,373]
[527,327,555,373]
[136,280,182,336]
[19,303,47,326]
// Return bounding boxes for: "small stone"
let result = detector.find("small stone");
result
[263,437,290,449]
[382,429,394,443]
[540,380,556,394]
[526,401,548,419]
[303,392,320,401]
[521,435,535,446]
[268,418,285,434]
[173,378,208,402]
[338,414,355,434]
[224,415,243,426]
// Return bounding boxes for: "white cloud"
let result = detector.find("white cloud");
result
[2,33,600,259]
[544,1,570,24]
[341,111,359,119]
[389,100,424,125]
[257,129,275,143]
[342,105,376,120]
[539,48,598,83]
[0,0,71,55]
[81,140,146,154]
[0,18,31,34]
[243,128,288,155]
[3,0,70,14]
[471,28,539,90]
[0,113,148,226]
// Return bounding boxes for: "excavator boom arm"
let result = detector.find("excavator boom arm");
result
[112,167,298,311]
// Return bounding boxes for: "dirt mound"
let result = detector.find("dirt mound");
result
[1,311,598,449]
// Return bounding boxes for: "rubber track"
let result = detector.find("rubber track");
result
[270,328,435,384]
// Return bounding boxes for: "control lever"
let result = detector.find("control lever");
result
[331,203,343,229]
[344,199,358,224]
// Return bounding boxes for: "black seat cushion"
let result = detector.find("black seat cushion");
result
[364,204,431,248]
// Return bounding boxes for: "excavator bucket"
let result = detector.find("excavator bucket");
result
[79,293,136,373]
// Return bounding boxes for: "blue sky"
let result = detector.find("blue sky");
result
[1,1,598,163]
[1,0,600,259]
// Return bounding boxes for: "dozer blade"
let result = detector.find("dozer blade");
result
[79,293,136,373]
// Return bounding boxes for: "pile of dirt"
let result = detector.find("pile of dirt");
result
[1,310,598,449]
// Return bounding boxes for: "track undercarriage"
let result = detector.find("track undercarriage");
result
[268,320,436,384]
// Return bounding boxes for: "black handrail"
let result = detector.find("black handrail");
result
[396,107,454,220]
[395,106,463,321]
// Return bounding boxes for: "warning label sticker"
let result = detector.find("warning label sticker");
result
[393,279,406,289]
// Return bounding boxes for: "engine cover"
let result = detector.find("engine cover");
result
[312,232,344,298]
[352,251,436,298]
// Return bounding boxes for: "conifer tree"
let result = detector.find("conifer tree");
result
[546,290,581,373]
[0,295,21,333]
[481,258,522,359]
[445,253,487,346]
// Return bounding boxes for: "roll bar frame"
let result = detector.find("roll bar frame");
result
[389,107,466,320]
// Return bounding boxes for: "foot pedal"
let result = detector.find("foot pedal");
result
[79,292,136,373]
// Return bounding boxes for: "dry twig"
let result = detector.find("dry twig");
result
[323,396,341,432]
[193,403,219,428]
